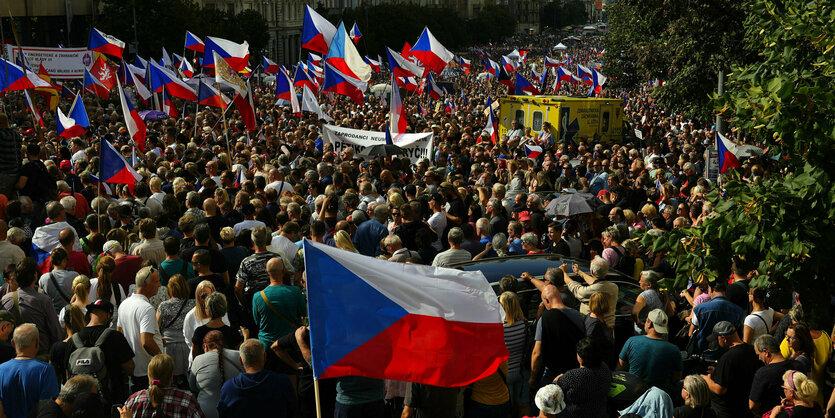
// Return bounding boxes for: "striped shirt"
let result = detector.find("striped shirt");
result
[504,321,528,374]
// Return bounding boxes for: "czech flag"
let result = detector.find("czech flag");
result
[577,65,594,85]
[591,69,607,95]
[411,27,454,74]
[717,132,740,173]
[301,85,332,122]
[501,55,516,72]
[185,31,205,53]
[0,58,51,91]
[425,72,444,100]
[178,57,195,78]
[293,64,317,94]
[134,55,148,70]
[364,56,380,73]
[276,69,300,114]
[304,240,508,387]
[485,58,500,76]
[322,63,367,105]
[203,36,250,72]
[515,73,540,96]
[544,56,563,68]
[498,66,513,93]
[350,22,362,44]
[525,144,543,159]
[32,221,82,265]
[61,83,76,99]
[397,76,418,92]
[84,69,110,99]
[386,47,424,79]
[100,138,142,189]
[389,74,407,135]
[121,62,151,104]
[23,90,44,127]
[302,5,337,54]
[309,52,323,66]
[263,56,282,74]
[480,98,498,144]
[161,87,178,118]
[459,57,471,74]
[197,79,230,109]
[88,28,125,58]
[148,61,197,101]
[116,78,147,152]
[325,21,372,82]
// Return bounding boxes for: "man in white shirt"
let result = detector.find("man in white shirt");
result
[427,193,447,251]
[270,222,301,268]
[116,266,163,392]
[233,203,266,236]
[145,177,166,218]
[264,168,294,196]
[0,220,24,274]
[431,227,472,267]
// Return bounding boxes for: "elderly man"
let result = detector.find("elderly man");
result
[384,235,421,263]
[353,205,389,257]
[431,227,472,267]
[0,220,24,275]
[0,323,60,417]
[131,218,165,265]
[0,260,62,357]
[29,374,98,417]
[562,257,619,328]
[117,266,163,392]
[31,201,82,261]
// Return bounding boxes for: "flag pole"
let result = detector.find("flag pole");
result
[217,80,232,158]
[313,378,322,418]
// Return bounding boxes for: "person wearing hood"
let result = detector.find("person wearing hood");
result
[217,338,296,418]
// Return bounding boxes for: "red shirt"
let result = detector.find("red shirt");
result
[113,255,143,294]
[57,191,90,219]
[39,250,91,276]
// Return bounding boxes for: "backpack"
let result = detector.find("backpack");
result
[68,328,114,396]
[611,246,636,276]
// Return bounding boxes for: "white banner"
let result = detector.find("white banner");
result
[322,124,433,164]
[5,45,94,79]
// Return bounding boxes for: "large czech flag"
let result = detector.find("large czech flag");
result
[197,80,230,109]
[717,132,740,173]
[480,97,498,144]
[544,56,563,68]
[576,65,594,85]
[425,72,444,100]
[57,93,89,138]
[262,56,282,74]
[325,21,371,82]
[184,31,205,53]
[293,64,317,94]
[411,27,454,74]
[116,78,147,152]
[515,73,540,96]
[203,36,250,72]
[148,61,197,101]
[100,138,142,188]
[322,63,367,105]
[302,5,336,54]
[88,28,125,59]
[304,240,508,387]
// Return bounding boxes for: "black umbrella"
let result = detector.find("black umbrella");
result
[138,110,169,121]
[545,192,596,217]
[359,143,407,157]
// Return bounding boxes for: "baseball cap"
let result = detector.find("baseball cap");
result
[708,321,736,343]
[59,160,72,170]
[102,240,122,254]
[518,211,532,222]
[86,299,114,316]
[647,309,669,334]
[0,310,16,326]
[535,384,566,415]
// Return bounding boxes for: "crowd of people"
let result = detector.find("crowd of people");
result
[0,28,827,418]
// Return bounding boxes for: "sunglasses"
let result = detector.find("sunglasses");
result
[391,212,401,217]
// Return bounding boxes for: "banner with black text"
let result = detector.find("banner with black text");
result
[322,125,433,164]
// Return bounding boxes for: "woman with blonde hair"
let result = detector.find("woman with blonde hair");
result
[334,230,358,253]
[59,275,90,327]
[770,370,820,418]
[214,188,229,207]
[121,354,203,417]
[674,375,715,417]
[499,291,529,417]
[182,280,230,358]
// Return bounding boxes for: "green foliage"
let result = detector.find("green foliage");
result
[468,5,517,44]
[541,1,586,30]
[642,0,835,308]
[97,0,269,59]
[603,0,752,121]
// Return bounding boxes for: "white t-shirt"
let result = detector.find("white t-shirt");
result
[744,308,775,340]
[233,220,266,237]
[427,212,447,251]
[89,278,127,328]
[117,293,163,377]
[265,180,294,195]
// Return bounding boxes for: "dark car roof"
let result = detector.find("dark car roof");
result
[449,254,636,284]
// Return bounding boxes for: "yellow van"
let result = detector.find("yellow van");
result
[498,95,624,143]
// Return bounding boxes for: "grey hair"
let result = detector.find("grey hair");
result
[13,323,38,350]
[205,292,228,319]
[239,338,266,367]
[682,375,711,408]
[475,217,490,232]
[7,227,25,244]
[447,227,464,245]
[492,233,508,256]
[601,226,621,242]
[754,334,781,354]
[58,374,98,402]
[60,195,77,212]
[251,226,270,248]
[640,270,661,287]
[521,232,539,246]
[383,235,401,247]
[590,256,610,279]
[135,266,157,288]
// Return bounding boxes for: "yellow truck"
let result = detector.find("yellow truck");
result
[497,95,624,143]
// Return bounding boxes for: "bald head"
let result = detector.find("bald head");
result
[203,198,218,216]
[58,227,76,248]
[541,285,563,308]
[266,257,285,283]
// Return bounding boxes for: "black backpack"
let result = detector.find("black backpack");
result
[68,329,114,398]
[611,246,636,276]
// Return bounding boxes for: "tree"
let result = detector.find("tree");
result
[541,1,586,30]
[603,0,753,121]
[468,5,517,44]
[643,0,835,313]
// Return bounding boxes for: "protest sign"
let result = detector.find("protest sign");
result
[322,124,433,163]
